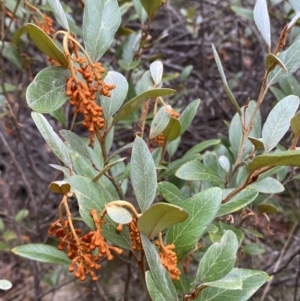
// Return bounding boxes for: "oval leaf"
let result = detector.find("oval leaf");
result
[106,205,133,224]
[31,112,72,168]
[47,0,70,31]
[157,181,184,206]
[140,0,161,19]
[145,272,168,301]
[262,95,299,153]
[131,137,157,212]
[176,160,224,185]
[26,23,68,67]
[137,203,188,238]
[26,66,70,113]
[248,150,300,173]
[217,187,259,217]
[167,187,222,259]
[12,244,71,264]
[100,71,128,118]
[83,0,121,61]
[112,88,176,127]
[149,106,171,139]
[163,118,181,142]
[254,0,271,48]
[196,230,238,284]
[141,234,179,301]
[178,99,200,135]
[150,60,163,85]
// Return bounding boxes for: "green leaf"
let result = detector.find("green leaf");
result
[0,279,12,290]
[267,39,300,86]
[150,61,163,85]
[262,95,299,152]
[195,268,271,301]
[93,157,126,182]
[48,180,71,194]
[157,181,184,206]
[202,272,242,290]
[137,203,188,238]
[244,243,265,255]
[290,111,300,135]
[12,244,71,264]
[145,271,167,301]
[83,0,121,61]
[265,53,287,72]
[14,209,29,222]
[47,0,70,31]
[231,6,253,20]
[12,25,27,46]
[163,118,181,142]
[106,205,133,224]
[131,137,157,212]
[175,160,224,185]
[167,136,181,158]
[229,101,261,158]
[179,99,201,135]
[196,230,238,283]
[118,59,140,70]
[219,155,230,173]
[217,187,258,217]
[50,107,67,126]
[26,24,68,67]
[209,222,244,246]
[140,0,161,19]
[251,177,284,193]
[185,139,221,157]
[100,71,128,119]
[141,234,179,301]
[149,106,171,139]
[26,67,69,113]
[65,175,110,229]
[167,187,222,259]
[60,130,90,159]
[287,11,300,31]
[112,88,176,126]
[132,0,148,23]
[31,112,72,168]
[253,0,271,48]
[248,150,300,173]
[290,0,300,12]
[248,137,264,150]
[106,142,133,162]
[212,44,241,115]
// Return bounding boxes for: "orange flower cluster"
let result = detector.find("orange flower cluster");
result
[48,209,123,281]
[169,109,180,119]
[155,241,181,280]
[65,56,115,144]
[35,15,55,35]
[128,218,142,250]
[153,132,165,147]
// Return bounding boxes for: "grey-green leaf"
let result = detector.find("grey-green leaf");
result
[262,95,299,153]
[167,187,222,259]
[149,106,171,139]
[12,244,71,265]
[131,137,157,212]
[60,130,91,159]
[83,0,121,61]
[157,181,184,206]
[145,271,168,301]
[27,67,69,113]
[106,205,133,224]
[253,0,271,48]
[141,234,179,301]
[31,112,72,168]
[100,71,128,119]
[217,187,258,217]
[212,44,241,115]
[150,61,163,85]
[196,230,238,283]
[47,0,69,31]
[179,99,200,135]
[251,177,284,194]
[195,268,271,301]
[267,39,300,86]
[175,160,224,185]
